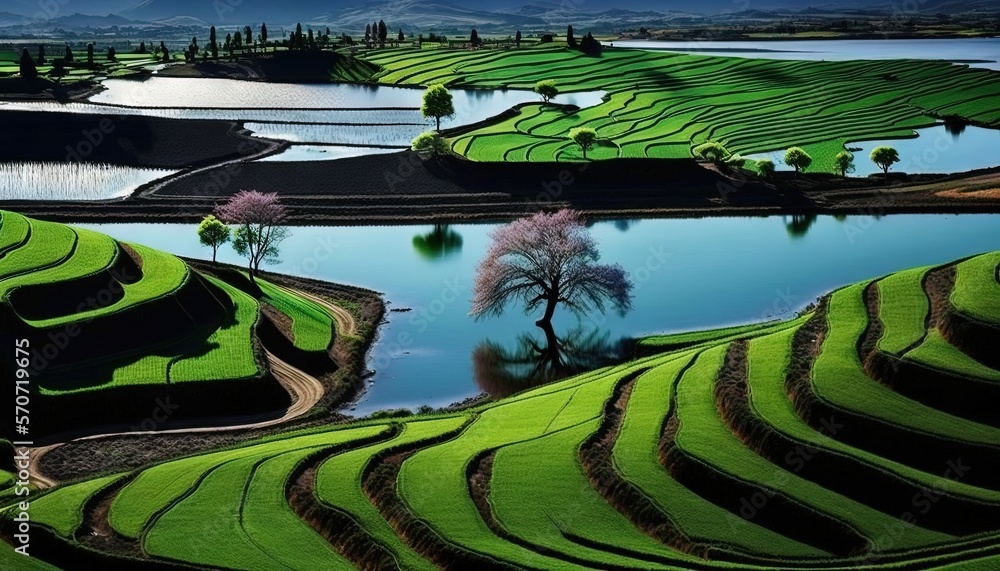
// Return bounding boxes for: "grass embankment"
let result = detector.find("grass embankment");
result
[0,211,365,438]
[362,45,1000,172]
[9,250,1000,569]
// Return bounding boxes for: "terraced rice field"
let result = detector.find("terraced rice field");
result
[9,248,1000,569]
[257,276,336,353]
[0,211,349,436]
[361,45,1000,171]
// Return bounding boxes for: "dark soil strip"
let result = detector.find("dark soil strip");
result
[76,474,145,557]
[786,298,1000,492]
[287,426,401,571]
[361,418,518,571]
[658,344,868,557]
[720,338,1000,536]
[864,276,1000,427]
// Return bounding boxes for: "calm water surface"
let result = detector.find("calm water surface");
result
[76,214,1000,415]
[612,38,1000,70]
[747,124,1000,176]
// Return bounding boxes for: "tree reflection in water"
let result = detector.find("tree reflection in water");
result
[412,224,463,260]
[473,321,631,398]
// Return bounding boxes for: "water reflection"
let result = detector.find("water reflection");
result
[412,225,463,260]
[473,322,630,398]
[614,219,640,232]
[784,214,818,239]
[943,116,967,140]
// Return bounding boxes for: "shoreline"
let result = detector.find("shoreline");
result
[3,151,999,225]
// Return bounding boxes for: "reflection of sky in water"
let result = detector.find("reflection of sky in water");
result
[77,214,1000,415]
[610,38,1000,70]
[747,125,1000,176]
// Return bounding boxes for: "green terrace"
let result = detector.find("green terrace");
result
[0,211,347,437]
[6,236,1000,570]
[361,45,1000,171]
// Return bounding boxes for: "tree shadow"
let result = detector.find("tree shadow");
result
[472,321,631,398]
[412,224,463,260]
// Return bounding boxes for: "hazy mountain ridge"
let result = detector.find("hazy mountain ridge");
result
[0,0,993,34]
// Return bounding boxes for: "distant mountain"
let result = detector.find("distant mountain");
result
[0,0,993,33]
[48,13,136,27]
[150,15,210,27]
[0,11,33,26]
[18,0,995,25]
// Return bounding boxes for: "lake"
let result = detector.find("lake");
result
[747,124,1000,176]
[76,213,1000,416]
[610,37,1000,70]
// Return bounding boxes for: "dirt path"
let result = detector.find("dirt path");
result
[26,350,324,490]
[279,284,358,337]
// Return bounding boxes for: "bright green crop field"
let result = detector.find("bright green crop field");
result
[6,241,1000,570]
[0,212,353,436]
[360,45,1000,171]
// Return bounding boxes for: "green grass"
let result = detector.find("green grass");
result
[361,46,1000,169]
[875,266,932,355]
[0,228,118,306]
[0,211,30,257]
[28,474,124,537]
[0,218,76,283]
[168,275,261,382]
[813,283,1000,445]
[615,351,828,559]
[904,329,1000,382]
[489,373,688,569]
[315,417,466,571]
[256,277,334,353]
[748,325,1000,503]
[143,425,385,569]
[950,252,1000,324]
[12,245,1000,570]
[113,425,387,541]
[674,344,950,550]
[639,319,784,352]
[241,448,357,570]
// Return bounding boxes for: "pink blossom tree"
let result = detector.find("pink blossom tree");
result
[215,190,289,283]
[470,210,633,326]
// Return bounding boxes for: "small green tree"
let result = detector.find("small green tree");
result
[834,150,855,177]
[421,84,455,130]
[411,131,450,158]
[197,215,230,263]
[693,141,731,164]
[534,80,558,104]
[870,146,900,178]
[784,147,812,175]
[569,127,598,160]
[757,159,775,179]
